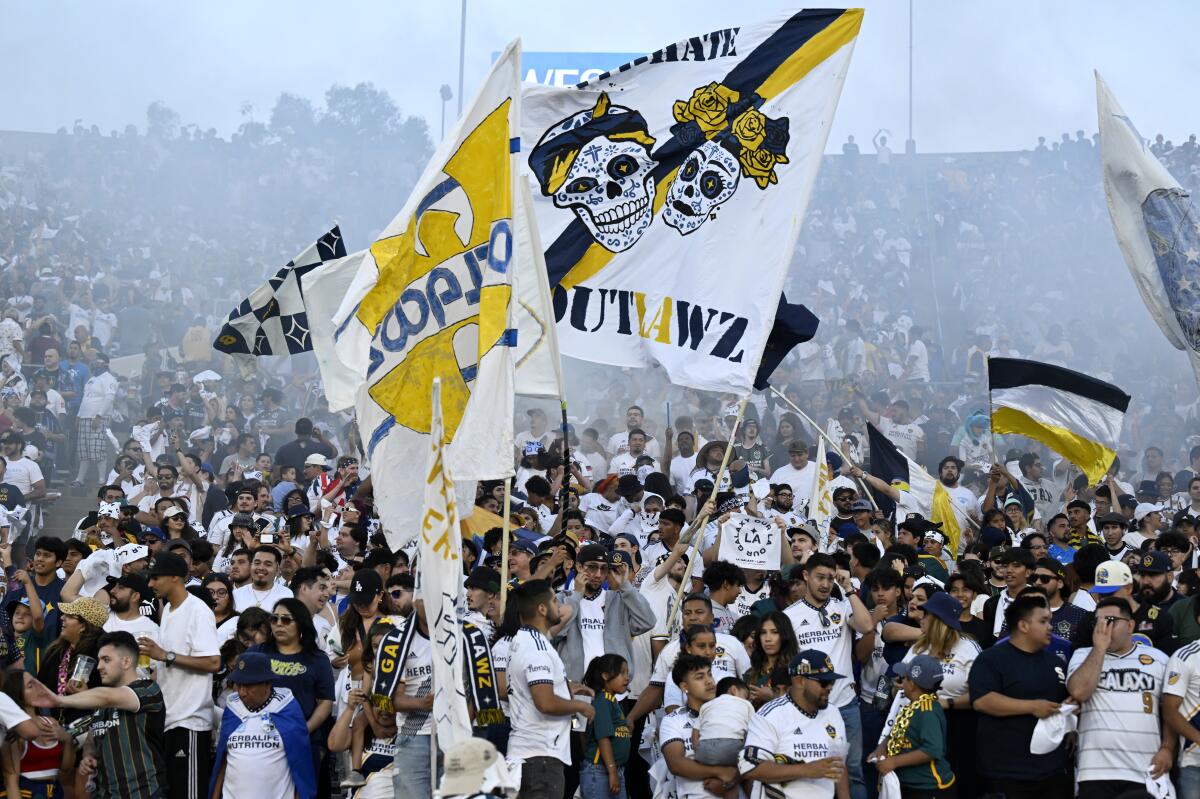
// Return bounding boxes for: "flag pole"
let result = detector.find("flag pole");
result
[768,386,879,512]
[662,397,748,637]
[499,477,512,616]
[559,398,571,508]
[986,357,999,464]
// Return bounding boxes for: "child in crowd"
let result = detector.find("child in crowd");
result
[664,626,732,711]
[580,654,632,799]
[1,668,73,798]
[691,676,754,799]
[870,654,956,798]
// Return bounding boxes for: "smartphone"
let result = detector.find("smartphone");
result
[260,533,276,544]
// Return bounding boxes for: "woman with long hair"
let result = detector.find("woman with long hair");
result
[887,590,981,799]
[258,598,335,736]
[37,598,107,736]
[329,619,398,794]
[1,667,74,798]
[338,570,384,681]
[161,505,199,542]
[745,612,798,706]
[205,573,239,642]
[235,607,271,649]
[769,412,803,469]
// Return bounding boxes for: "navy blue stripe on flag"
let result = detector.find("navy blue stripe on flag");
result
[866,422,908,519]
[541,9,846,287]
[988,357,1131,412]
[509,137,521,153]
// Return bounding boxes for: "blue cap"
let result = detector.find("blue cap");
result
[788,649,844,682]
[227,652,276,685]
[510,540,538,556]
[918,592,963,631]
[610,549,635,570]
[891,654,944,691]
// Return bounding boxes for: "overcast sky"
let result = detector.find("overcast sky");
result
[5,1,1200,153]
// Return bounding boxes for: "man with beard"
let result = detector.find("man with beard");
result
[831,485,857,526]
[1076,560,1178,655]
[665,429,698,496]
[1032,558,1088,642]
[506,580,595,799]
[936,456,978,524]
[1045,513,1075,564]
[231,546,293,611]
[608,405,662,460]
[763,484,803,528]
[609,428,659,476]
[1135,551,1183,611]
[1017,452,1062,524]
[1066,499,1101,548]
[769,441,817,510]
[554,543,655,682]
[103,573,159,678]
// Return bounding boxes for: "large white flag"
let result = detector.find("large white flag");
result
[521,10,861,393]
[1097,72,1200,385]
[330,42,522,544]
[418,377,472,747]
[808,433,834,551]
[303,248,371,413]
[513,180,565,399]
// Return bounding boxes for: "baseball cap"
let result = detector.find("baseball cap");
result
[788,650,843,682]
[285,504,312,520]
[115,543,150,567]
[892,654,945,691]
[1002,496,1024,509]
[463,567,501,594]
[918,592,963,631]
[147,551,189,578]
[1173,510,1198,528]
[616,474,643,498]
[227,652,276,685]
[576,543,609,565]
[140,527,166,542]
[304,454,330,470]
[1066,499,1092,512]
[116,573,152,599]
[348,569,383,605]
[1134,550,1172,575]
[161,505,186,520]
[987,545,1010,561]
[923,530,946,546]
[849,499,873,513]
[1118,495,1138,512]
[610,550,635,570]
[230,512,255,530]
[1092,560,1133,595]
[1096,511,1128,528]
[509,539,538,556]
[787,440,809,454]
[1035,558,1067,579]
[439,737,503,796]
[1135,502,1165,522]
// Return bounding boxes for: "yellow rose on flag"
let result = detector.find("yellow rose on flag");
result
[731,109,768,151]
[738,146,789,189]
[672,83,740,137]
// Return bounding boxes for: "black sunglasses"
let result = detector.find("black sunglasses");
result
[269,614,295,625]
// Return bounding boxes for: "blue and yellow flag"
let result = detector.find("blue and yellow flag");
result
[332,42,522,544]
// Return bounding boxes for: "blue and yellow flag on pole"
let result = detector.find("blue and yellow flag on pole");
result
[332,42,522,545]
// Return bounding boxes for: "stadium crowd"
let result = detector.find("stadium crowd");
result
[1,110,1200,799]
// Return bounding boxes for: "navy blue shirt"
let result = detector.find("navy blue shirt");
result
[251,646,335,721]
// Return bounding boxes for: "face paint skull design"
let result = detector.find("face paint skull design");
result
[552,138,656,252]
[663,139,740,236]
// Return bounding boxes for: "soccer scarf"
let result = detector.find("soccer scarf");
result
[371,615,503,727]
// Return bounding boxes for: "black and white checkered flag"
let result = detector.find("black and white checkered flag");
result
[213,225,346,356]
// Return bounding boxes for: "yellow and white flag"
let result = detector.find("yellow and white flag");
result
[808,434,834,551]
[330,42,522,543]
[418,377,472,747]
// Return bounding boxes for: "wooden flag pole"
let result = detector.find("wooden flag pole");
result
[986,356,999,465]
[768,386,880,512]
[499,477,512,616]
[662,397,748,637]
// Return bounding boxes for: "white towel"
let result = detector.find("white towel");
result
[1030,704,1078,754]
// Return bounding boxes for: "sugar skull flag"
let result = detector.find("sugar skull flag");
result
[521,9,862,393]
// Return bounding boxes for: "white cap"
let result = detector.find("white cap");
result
[1092,560,1133,595]
[304,454,329,469]
[438,738,502,796]
[1134,502,1165,522]
[115,544,150,567]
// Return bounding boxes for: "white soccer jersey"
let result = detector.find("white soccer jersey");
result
[733,583,771,619]
[505,626,572,766]
[784,596,856,707]
[1165,640,1200,768]
[1067,643,1168,784]
[739,695,848,799]
[651,634,750,691]
[658,706,703,799]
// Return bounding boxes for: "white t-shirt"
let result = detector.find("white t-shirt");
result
[670,453,698,496]
[784,596,857,707]
[157,593,221,731]
[1165,640,1200,768]
[608,431,662,460]
[3,457,43,494]
[609,452,659,477]
[578,493,622,533]
[219,689,298,799]
[877,417,924,460]
[906,339,930,381]
[232,583,294,613]
[104,614,160,679]
[651,634,750,691]
[769,462,817,510]
[0,693,30,739]
[696,693,753,741]
[879,637,982,743]
[579,592,607,672]
[639,570,679,639]
[395,622,434,737]
[506,626,572,766]
[739,695,848,798]
[665,662,734,711]
[1068,643,1168,783]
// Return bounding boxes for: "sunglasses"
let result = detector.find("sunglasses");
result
[816,605,831,628]
[1030,574,1059,584]
[269,614,295,625]
[389,589,406,598]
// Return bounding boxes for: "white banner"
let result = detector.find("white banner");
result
[717,513,781,571]
[520,10,861,393]
[419,378,472,747]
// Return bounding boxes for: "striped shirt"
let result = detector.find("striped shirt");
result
[1067,642,1167,783]
[1165,640,1200,768]
[91,679,165,799]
